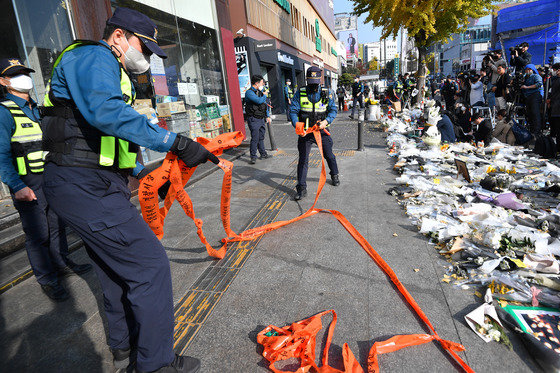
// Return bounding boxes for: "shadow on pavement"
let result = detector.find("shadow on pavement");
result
[0,279,104,372]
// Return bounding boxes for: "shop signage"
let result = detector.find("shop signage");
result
[312,58,324,68]
[277,52,294,65]
[274,0,291,14]
[254,39,276,51]
[331,47,337,57]
[315,19,321,52]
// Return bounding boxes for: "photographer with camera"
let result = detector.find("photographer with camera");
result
[510,42,532,72]
[469,72,485,107]
[441,75,458,110]
[483,50,506,110]
[548,63,560,152]
[521,64,544,134]
[494,64,511,111]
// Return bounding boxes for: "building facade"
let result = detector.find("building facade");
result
[363,40,398,66]
[229,0,338,115]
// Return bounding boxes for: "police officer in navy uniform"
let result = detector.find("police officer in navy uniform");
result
[289,66,339,201]
[284,79,293,121]
[244,74,271,164]
[0,58,91,302]
[40,8,216,373]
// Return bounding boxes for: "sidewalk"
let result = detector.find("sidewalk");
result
[0,117,539,372]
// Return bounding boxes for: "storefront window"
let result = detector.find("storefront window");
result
[4,0,74,102]
[112,0,231,164]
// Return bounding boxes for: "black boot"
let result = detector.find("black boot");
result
[58,259,93,277]
[41,281,70,302]
[331,174,340,186]
[249,157,256,165]
[112,347,131,370]
[294,188,307,201]
[138,355,201,373]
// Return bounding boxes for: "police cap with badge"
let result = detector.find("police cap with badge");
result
[306,66,322,84]
[0,58,35,77]
[106,7,167,58]
[306,66,331,103]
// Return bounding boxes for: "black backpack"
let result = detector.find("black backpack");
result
[534,135,556,159]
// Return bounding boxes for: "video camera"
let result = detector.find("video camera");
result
[481,50,502,72]
[509,42,528,56]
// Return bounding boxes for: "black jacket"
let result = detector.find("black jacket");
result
[510,51,532,72]
[550,75,560,118]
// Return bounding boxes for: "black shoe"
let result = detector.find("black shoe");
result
[249,158,256,165]
[112,348,131,370]
[142,355,201,373]
[294,189,307,201]
[259,153,271,159]
[41,281,70,302]
[349,115,354,119]
[58,260,93,277]
[331,174,340,186]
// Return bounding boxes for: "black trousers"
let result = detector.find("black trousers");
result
[550,116,560,152]
[11,174,69,285]
[297,131,338,190]
[351,96,363,116]
[525,92,543,133]
[338,97,344,111]
[247,116,267,158]
[43,164,175,371]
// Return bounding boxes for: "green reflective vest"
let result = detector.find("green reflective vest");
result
[394,81,404,95]
[1,100,44,175]
[299,87,328,130]
[43,40,138,169]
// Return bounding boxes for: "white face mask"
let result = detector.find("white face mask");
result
[287,82,291,86]
[8,74,33,93]
[120,38,150,74]
[258,85,265,91]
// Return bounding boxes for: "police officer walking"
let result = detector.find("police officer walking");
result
[245,74,271,164]
[349,76,363,119]
[0,58,91,302]
[289,66,339,200]
[41,8,217,372]
[284,79,293,121]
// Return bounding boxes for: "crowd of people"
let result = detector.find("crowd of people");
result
[383,43,560,155]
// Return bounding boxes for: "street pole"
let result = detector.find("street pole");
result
[543,30,548,66]
[267,120,277,151]
[357,108,365,151]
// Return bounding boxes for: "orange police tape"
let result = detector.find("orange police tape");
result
[138,126,474,373]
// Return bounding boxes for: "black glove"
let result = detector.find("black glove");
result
[136,168,172,200]
[157,180,171,200]
[171,134,219,168]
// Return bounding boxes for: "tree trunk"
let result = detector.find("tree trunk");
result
[415,45,429,106]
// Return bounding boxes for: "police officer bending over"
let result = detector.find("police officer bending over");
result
[290,66,339,201]
[0,58,91,302]
[41,7,216,373]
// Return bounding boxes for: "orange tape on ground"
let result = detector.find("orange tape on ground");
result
[138,128,473,372]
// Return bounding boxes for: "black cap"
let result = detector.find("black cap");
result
[306,66,322,84]
[0,58,34,77]
[107,7,167,58]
